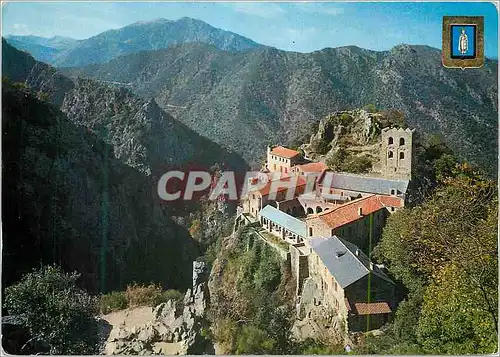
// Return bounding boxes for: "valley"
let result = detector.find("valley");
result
[2,11,498,356]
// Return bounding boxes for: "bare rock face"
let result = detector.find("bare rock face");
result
[292,278,347,346]
[104,261,210,355]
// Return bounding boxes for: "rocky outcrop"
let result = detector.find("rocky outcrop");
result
[292,278,348,346]
[303,109,405,174]
[104,261,211,355]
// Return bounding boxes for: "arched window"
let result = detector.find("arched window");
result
[388,137,394,145]
[400,152,405,160]
[388,151,394,159]
[400,138,405,146]
[307,207,314,215]
[316,206,323,213]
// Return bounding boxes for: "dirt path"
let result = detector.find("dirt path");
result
[103,306,154,331]
[101,307,184,355]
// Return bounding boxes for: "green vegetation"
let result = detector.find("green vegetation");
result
[363,103,378,113]
[295,338,346,355]
[379,109,406,128]
[260,230,290,251]
[99,284,184,314]
[326,148,347,171]
[4,266,99,355]
[126,283,184,308]
[312,137,332,155]
[99,291,128,314]
[341,155,373,174]
[365,163,498,354]
[2,82,200,293]
[326,149,372,174]
[210,226,296,354]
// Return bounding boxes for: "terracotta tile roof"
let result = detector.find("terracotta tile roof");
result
[270,146,300,159]
[294,162,328,173]
[354,302,392,315]
[309,195,390,229]
[258,176,306,197]
[377,195,405,208]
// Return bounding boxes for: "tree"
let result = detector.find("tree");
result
[417,264,498,354]
[4,266,100,354]
[374,173,497,353]
[326,148,347,171]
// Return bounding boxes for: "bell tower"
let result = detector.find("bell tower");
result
[381,128,415,180]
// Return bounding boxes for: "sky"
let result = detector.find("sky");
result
[2,1,498,58]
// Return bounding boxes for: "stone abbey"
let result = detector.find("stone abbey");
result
[237,125,415,341]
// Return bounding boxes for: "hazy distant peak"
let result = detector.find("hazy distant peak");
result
[129,18,173,26]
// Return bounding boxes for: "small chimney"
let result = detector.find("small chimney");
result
[358,207,363,216]
[355,249,360,256]
[369,262,374,271]
[336,250,347,259]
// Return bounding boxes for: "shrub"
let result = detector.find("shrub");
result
[157,289,184,308]
[235,325,276,354]
[363,103,378,113]
[125,283,183,308]
[126,283,163,307]
[341,155,372,173]
[189,219,203,242]
[4,265,99,355]
[99,291,128,314]
[339,113,353,125]
[326,148,347,171]
[297,338,346,355]
[313,138,331,155]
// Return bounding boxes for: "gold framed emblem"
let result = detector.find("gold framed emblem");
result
[442,16,484,69]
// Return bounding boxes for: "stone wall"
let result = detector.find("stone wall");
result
[289,243,310,296]
[277,198,305,217]
[306,209,388,254]
[344,273,395,332]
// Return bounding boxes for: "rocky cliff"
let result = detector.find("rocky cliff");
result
[103,261,212,355]
[2,40,248,293]
[303,108,405,174]
[2,83,200,292]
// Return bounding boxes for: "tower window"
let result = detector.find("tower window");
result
[309,227,313,236]
[388,137,394,145]
[400,152,405,160]
[388,151,394,159]
[400,138,405,146]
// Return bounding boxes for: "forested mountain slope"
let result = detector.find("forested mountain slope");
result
[62,43,498,174]
[2,83,198,293]
[2,40,248,293]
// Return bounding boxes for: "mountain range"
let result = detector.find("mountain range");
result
[5,17,498,175]
[6,17,262,67]
[62,42,498,174]
[2,39,248,292]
